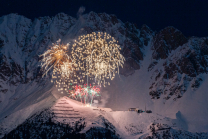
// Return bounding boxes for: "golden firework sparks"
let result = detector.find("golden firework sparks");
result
[39,39,71,76]
[39,32,125,96]
[39,39,76,92]
[71,32,125,87]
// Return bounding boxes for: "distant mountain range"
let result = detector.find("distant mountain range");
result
[0,12,208,138]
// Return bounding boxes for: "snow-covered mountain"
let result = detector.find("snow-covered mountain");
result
[2,97,208,139]
[0,12,208,138]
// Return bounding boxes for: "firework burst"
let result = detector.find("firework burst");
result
[68,84,100,104]
[40,39,77,93]
[71,32,125,87]
[39,39,71,76]
[39,33,124,104]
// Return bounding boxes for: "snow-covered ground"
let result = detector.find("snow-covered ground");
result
[50,97,173,138]
[1,89,208,138]
[57,96,208,138]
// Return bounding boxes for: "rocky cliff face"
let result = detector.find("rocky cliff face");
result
[149,28,208,102]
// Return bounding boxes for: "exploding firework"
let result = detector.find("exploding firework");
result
[68,84,100,104]
[39,39,71,76]
[71,32,125,87]
[39,39,77,93]
[39,33,124,104]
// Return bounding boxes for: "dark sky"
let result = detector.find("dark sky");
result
[0,0,208,37]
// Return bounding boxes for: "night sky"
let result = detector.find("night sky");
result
[0,0,208,37]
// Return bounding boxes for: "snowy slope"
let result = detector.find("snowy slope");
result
[103,47,208,132]
[2,96,208,139]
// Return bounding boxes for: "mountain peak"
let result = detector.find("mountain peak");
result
[152,26,188,59]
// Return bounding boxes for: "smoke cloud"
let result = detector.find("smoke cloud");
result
[77,6,85,19]
[94,91,109,108]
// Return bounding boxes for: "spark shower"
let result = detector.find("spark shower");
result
[40,32,125,104]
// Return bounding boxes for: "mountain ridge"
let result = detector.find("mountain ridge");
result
[0,12,208,137]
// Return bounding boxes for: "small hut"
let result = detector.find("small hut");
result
[146,110,152,113]
[137,109,143,113]
[128,108,137,111]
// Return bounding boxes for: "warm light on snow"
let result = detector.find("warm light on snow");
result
[84,104,91,107]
